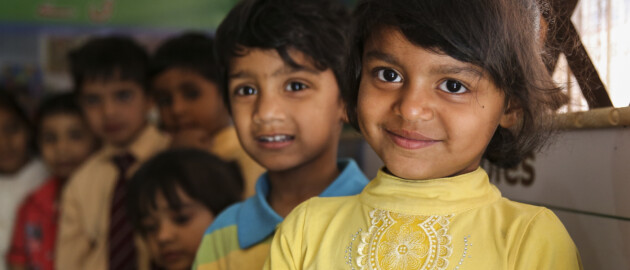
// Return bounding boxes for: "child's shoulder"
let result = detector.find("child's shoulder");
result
[206,201,243,234]
[494,197,568,234]
[284,195,362,225]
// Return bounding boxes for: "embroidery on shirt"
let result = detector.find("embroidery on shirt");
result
[345,228,363,270]
[356,209,453,270]
[454,234,472,269]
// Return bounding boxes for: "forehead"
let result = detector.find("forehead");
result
[81,78,144,95]
[41,113,83,129]
[228,47,321,76]
[364,27,486,77]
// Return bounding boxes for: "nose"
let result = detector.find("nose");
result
[395,84,435,122]
[171,95,187,117]
[252,90,285,124]
[102,98,117,118]
[156,222,175,243]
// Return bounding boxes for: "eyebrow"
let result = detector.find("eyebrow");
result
[365,50,401,66]
[430,65,484,79]
[229,63,321,79]
[365,50,484,78]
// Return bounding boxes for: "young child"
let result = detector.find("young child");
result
[56,36,171,270]
[265,0,583,269]
[150,32,264,198]
[192,0,369,269]
[127,149,243,270]
[0,91,47,270]
[6,93,98,270]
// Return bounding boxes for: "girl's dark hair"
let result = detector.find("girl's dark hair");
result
[127,149,243,234]
[0,90,32,132]
[214,0,350,110]
[150,32,220,90]
[0,90,35,152]
[346,0,564,168]
[68,36,149,93]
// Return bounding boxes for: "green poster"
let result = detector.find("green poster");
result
[0,0,242,29]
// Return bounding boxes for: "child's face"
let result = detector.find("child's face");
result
[79,79,151,147]
[153,68,230,138]
[227,48,345,171]
[0,108,29,174]
[358,28,515,180]
[141,187,214,270]
[39,113,97,180]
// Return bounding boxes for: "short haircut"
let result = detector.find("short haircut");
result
[34,92,85,145]
[346,0,564,168]
[68,35,149,93]
[214,0,351,109]
[150,32,220,88]
[127,148,243,235]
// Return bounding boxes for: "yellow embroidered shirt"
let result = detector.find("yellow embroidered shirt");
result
[265,167,582,270]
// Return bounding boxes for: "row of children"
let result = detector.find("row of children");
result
[2,0,584,269]
[0,32,262,270]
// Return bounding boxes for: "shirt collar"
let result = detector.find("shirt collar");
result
[99,124,170,162]
[359,167,501,216]
[236,159,368,248]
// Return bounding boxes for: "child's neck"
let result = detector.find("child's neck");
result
[267,156,340,218]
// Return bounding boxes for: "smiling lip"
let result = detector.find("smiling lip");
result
[255,134,295,150]
[386,129,439,150]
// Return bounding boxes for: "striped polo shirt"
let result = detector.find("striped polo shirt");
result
[193,159,369,270]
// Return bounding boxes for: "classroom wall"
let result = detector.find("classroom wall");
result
[484,126,630,269]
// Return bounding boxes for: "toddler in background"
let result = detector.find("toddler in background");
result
[266,0,582,269]
[127,149,243,270]
[7,93,98,270]
[0,91,47,270]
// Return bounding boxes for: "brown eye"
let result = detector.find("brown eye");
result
[285,82,307,91]
[376,68,402,82]
[438,79,467,94]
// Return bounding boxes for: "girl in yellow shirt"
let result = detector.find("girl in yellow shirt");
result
[264,0,583,269]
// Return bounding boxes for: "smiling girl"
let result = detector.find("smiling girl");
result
[264,0,582,269]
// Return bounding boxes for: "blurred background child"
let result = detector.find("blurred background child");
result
[127,149,243,270]
[56,36,171,270]
[149,32,263,198]
[6,93,98,270]
[0,90,47,270]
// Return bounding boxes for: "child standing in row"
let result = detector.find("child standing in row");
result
[193,0,369,269]
[7,93,98,270]
[266,0,582,269]
[149,33,263,198]
[127,149,243,270]
[56,36,171,270]
[0,91,47,270]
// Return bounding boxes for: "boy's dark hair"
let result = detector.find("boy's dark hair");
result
[68,36,149,93]
[347,0,564,168]
[127,148,243,234]
[214,0,351,109]
[34,92,85,145]
[150,32,220,87]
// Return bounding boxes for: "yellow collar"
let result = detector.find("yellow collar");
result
[359,167,501,216]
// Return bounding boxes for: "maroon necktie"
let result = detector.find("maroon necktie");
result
[108,153,137,270]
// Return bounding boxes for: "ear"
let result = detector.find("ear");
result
[338,97,349,124]
[499,100,519,129]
